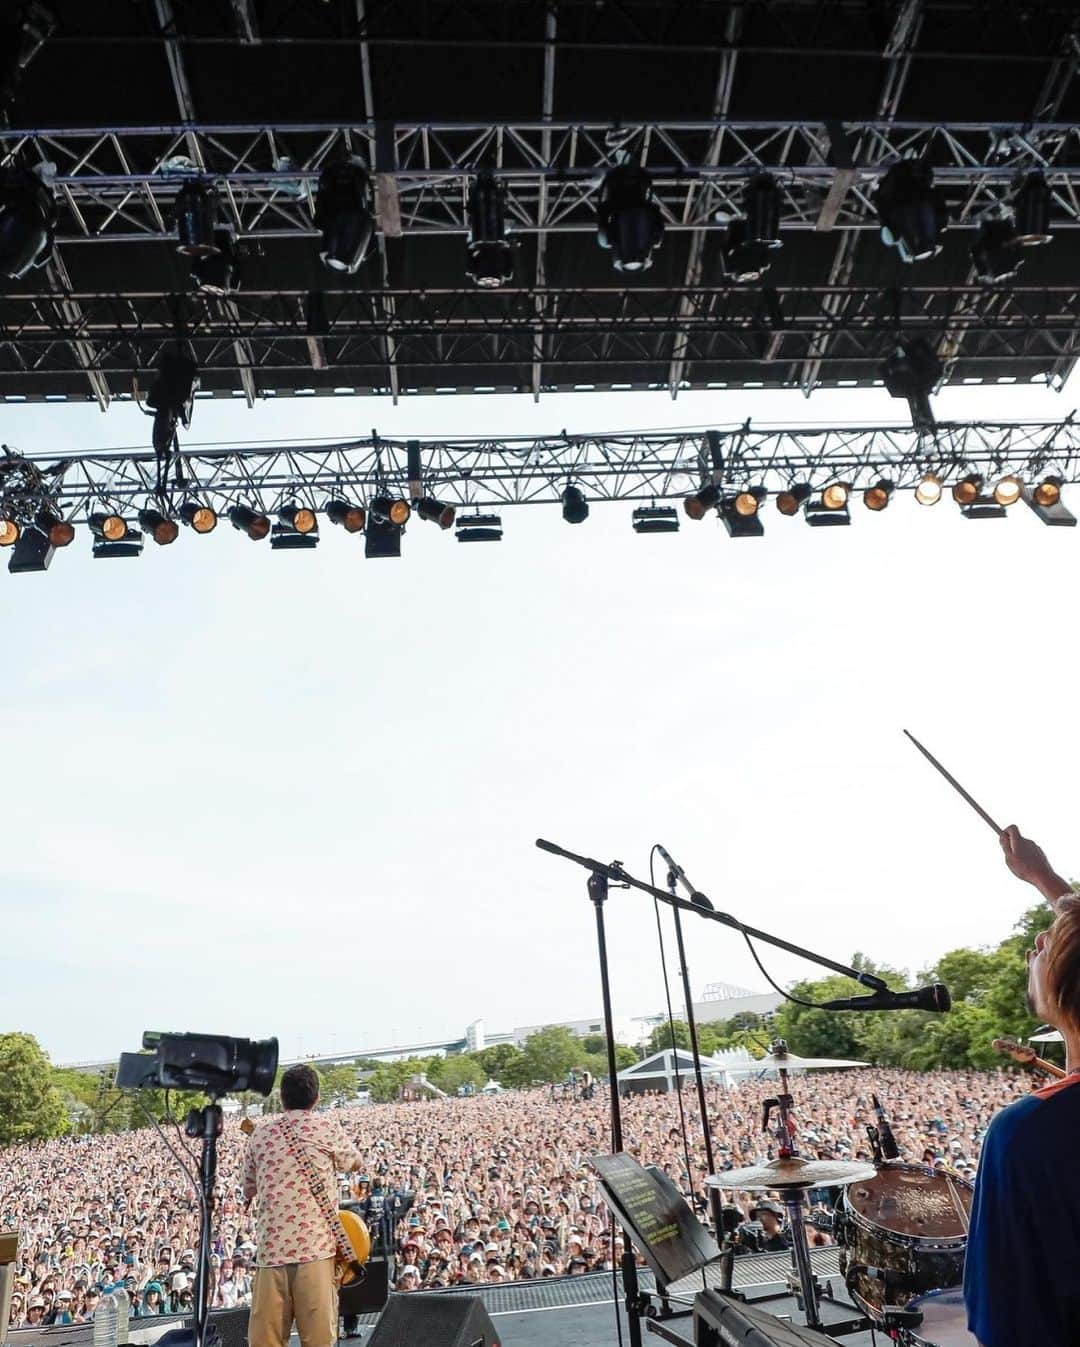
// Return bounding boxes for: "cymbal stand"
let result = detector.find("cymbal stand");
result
[761,1044,821,1330]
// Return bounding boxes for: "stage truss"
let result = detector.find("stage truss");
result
[5,418,1079,529]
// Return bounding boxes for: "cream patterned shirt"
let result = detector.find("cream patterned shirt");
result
[243,1111,360,1267]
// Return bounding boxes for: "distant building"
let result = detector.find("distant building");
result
[512,1015,643,1046]
[688,982,782,1026]
[465,1019,485,1053]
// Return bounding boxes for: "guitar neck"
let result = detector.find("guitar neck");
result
[1030,1054,1067,1080]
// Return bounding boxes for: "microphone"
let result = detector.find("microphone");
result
[819,983,951,1014]
[656,844,714,911]
[871,1093,901,1161]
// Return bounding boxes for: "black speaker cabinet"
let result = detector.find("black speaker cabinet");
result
[366,1292,500,1347]
[339,1254,394,1316]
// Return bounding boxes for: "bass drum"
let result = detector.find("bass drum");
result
[835,1164,973,1320]
[904,1288,979,1346]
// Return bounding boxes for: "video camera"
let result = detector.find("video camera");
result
[116,1031,278,1096]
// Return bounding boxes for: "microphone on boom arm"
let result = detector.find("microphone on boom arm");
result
[819,983,952,1014]
[655,844,714,911]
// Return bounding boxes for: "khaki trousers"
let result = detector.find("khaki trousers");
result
[250,1257,338,1347]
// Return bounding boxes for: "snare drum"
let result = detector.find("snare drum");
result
[836,1164,973,1319]
[905,1287,979,1346]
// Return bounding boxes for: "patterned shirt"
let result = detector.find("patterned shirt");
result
[242,1111,360,1267]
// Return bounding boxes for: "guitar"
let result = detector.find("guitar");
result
[991,1035,1065,1080]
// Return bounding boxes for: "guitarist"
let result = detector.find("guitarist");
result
[963,827,1080,1347]
[244,1065,363,1347]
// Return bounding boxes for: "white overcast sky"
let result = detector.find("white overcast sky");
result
[2,372,1077,1065]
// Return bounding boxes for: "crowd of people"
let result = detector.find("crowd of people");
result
[2,1067,1030,1326]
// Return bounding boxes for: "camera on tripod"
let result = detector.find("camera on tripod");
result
[116,1030,279,1097]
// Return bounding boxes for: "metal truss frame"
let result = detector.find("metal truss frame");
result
[4,119,1080,245]
[2,286,1077,393]
[6,418,1079,526]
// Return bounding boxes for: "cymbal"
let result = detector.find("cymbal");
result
[706,1157,879,1190]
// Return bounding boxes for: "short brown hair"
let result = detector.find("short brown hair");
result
[1046,896,1080,1030]
[280,1064,320,1111]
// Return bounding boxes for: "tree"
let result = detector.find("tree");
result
[645,1020,691,1054]
[519,1026,585,1083]
[0,1034,68,1145]
[475,1043,526,1081]
[319,1064,359,1104]
[436,1055,486,1095]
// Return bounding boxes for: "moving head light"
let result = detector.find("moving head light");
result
[117,1030,278,1096]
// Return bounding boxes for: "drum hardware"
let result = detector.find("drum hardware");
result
[902,1287,979,1346]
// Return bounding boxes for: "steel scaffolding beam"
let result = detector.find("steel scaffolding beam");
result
[6,418,1079,526]
[4,120,1080,245]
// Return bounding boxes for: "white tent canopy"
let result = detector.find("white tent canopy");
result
[1030,1028,1065,1043]
[616,1048,745,1094]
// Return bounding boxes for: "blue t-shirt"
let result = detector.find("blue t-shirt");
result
[964,1076,1080,1346]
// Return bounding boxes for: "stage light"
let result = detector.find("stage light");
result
[228,505,270,540]
[416,497,456,530]
[880,337,942,431]
[138,509,179,546]
[971,218,1022,284]
[561,484,590,524]
[1013,172,1053,246]
[315,161,374,274]
[456,513,503,543]
[326,499,366,533]
[776,484,811,516]
[8,526,53,574]
[723,176,782,281]
[863,480,894,511]
[722,219,771,283]
[93,529,144,559]
[1033,477,1063,508]
[279,504,317,535]
[0,516,18,546]
[595,163,664,273]
[822,482,849,511]
[684,483,722,520]
[0,168,56,278]
[952,476,982,506]
[147,347,199,454]
[271,522,318,551]
[466,171,513,289]
[370,496,411,527]
[805,500,851,527]
[720,498,764,538]
[174,181,220,258]
[35,508,74,546]
[733,487,765,517]
[875,160,948,263]
[632,505,679,535]
[89,512,128,542]
[191,229,240,294]
[179,501,217,534]
[993,474,1022,507]
[915,473,943,506]
[365,517,402,559]
[1023,481,1075,527]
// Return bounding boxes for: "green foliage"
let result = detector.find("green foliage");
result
[433,1055,486,1094]
[646,1020,692,1054]
[519,1026,586,1083]
[475,1043,527,1083]
[318,1064,360,1103]
[0,1034,68,1145]
[365,1056,442,1103]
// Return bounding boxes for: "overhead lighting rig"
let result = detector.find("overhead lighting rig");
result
[456,513,503,543]
[145,346,199,456]
[326,499,366,533]
[875,160,949,263]
[191,229,241,294]
[595,162,664,273]
[720,490,766,538]
[632,506,679,535]
[315,160,374,274]
[722,175,782,282]
[881,337,942,432]
[1013,172,1053,246]
[1023,478,1075,526]
[174,181,220,258]
[0,165,55,278]
[561,484,590,524]
[466,172,513,289]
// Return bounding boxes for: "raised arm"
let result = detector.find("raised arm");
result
[999,825,1071,911]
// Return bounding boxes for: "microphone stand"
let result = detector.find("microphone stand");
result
[587,867,645,1347]
[662,867,726,1254]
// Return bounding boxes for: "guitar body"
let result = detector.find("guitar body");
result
[336,1208,372,1286]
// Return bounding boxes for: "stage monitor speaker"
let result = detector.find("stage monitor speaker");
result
[339,1254,394,1315]
[694,1289,838,1346]
[366,1292,500,1347]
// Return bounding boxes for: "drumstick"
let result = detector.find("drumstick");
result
[902,729,1002,835]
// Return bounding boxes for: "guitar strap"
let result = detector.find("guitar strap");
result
[279,1113,359,1280]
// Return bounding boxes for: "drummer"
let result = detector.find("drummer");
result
[963,826,1080,1347]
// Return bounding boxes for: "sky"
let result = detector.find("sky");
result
[2,371,1078,1066]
